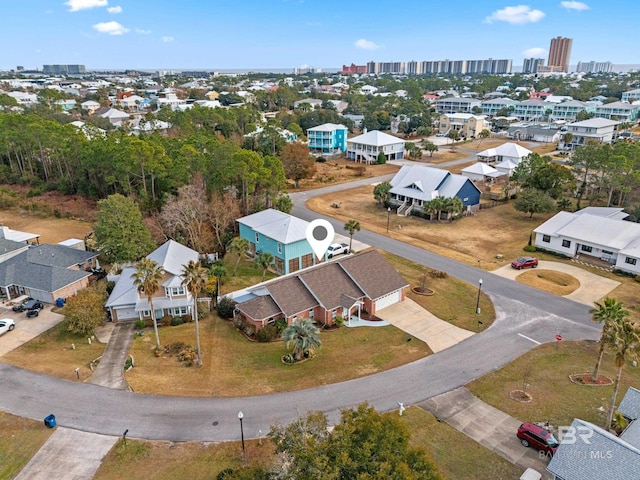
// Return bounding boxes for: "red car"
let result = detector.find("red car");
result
[511,256,538,270]
[517,422,559,456]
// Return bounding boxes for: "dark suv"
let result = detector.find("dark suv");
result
[24,299,44,317]
[517,422,559,456]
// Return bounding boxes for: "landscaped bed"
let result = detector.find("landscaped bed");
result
[516,269,580,296]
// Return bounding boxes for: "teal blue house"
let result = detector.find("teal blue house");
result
[307,123,348,154]
[237,209,321,275]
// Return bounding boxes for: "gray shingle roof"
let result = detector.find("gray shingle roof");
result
[0,238,28,256]
[299,263,364,310]
[619,387,640,421]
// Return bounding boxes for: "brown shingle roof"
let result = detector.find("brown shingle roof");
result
[267,276,318,317]
[236,295,282,321]
[299,263,364,309]
[339,250,409,299]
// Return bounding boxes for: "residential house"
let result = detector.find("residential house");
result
[551,100,596,122]
[157,93,186,110]
[119,94,145,111]
[95,107,130,127]
[237,209,321,275]
[359,85,378,95]
[507,124,560,143]
[621,89,640,102]
[245,126,298,144]
[293,98,323,110]
[438,113,487,139]
[233,250,408,330]
[513,100,552,121]
[343,114,364,128]
[480,97,518,116]
[105,240,203,322]
[7,91,39,107]
[133,120,172,135]
[0,225,39,245]
[80,100,101,114]
[477,142,532,164]
[389,165,481,216]
[307,123,348,154]
[0,244,97,303]
[533,207,640,274]
[461,163,503,182]
[346,130,405,164]
[595,101,640,122]
[0,224,37,266]
[564,118,619,150]
[546,387,640,480]
[435,97,481,114]
[68,121,107,139]
[53,99,77,111]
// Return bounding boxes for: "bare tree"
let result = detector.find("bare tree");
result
[210,190,241,253]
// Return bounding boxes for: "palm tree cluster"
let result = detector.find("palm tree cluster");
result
[422,197,464,222]
[590,297,640,431]
[282,318,322,361]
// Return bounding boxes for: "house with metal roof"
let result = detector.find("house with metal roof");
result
[534,208,640,274]
[596,101,640,123]
[234,250,408,330]
[461,162,504,182]
[564,118,619,150]
[477,142,532,164]
[346,130,405,164]
[547,387,640,480]
[105,240,203,322]
[307,123,348,154]
[0,244,97,303]
[237,209,319,275]
[389,165,481,217]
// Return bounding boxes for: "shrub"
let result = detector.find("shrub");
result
[523,245,537,252]
[242,324,256,338]
[171,316,186,326]
[135,319,146,330]
[316,156,326,163]
[282,354,295,364]
[335,316,345,327]
[429,270,448,279]
[216,297,237,318]
[275,317,288,333]
[255,324,279,342]
[635,275,640,283]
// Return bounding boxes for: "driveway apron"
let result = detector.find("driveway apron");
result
[86,321,135,390]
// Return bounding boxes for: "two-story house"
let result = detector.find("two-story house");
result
[237,209,321,275]
[513,100,552,122]
[480,97,518,116]
[105,240,203,322]
[595,101,640,122]
[438,113,487,139]
[346,130,404,164]
[435,97,481,114]
[307,123,348,154]
[564,118,619,149]
[551,100,596,122]
[621,89,640,102]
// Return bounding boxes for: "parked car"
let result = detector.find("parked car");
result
[327,243,349,258]
[511,256,538,270]
[26,308,41,318]
[24,300,44,318]
[0,318,16,336]
[11,298,31,312]
[436,132,447,137]
[517,422,559,456]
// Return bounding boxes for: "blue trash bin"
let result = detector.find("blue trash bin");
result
[44,414,56,428]
[56,298,64,308]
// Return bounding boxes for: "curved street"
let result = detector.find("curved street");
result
[0,174,601,443]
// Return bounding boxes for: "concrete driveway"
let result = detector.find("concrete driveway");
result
[491,260,620,306]
[376,298,474,353]
[0,305,65,357]
[420,387,549,474]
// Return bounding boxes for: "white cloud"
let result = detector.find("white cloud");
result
[93,21,129,35]
[135,28,151,34]
[522,47,547,57]
[484,5,545,24]
[561,1,589,11]
[65,0,108,12]
[354,38,381,50]
[162,36,175,43]
[107,5,122,13]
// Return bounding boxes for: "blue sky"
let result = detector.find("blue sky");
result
[2,0,638,70]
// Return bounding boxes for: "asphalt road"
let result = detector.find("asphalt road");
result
[0,175,601,443]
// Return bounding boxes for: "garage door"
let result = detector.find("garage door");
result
[374,290,401,311]
[115,307,138,321]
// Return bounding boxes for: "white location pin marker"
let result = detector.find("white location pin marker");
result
[306,219,335,261]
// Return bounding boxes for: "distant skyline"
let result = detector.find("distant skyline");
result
[2,1,638,71]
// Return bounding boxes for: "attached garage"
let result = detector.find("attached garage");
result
[374,289,402,312]
[113,307,138,322]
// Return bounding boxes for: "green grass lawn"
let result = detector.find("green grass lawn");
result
[0,411,52,480]
[467,340,640,430]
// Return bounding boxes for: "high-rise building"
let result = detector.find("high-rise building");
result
[43,64,86,75]
[547,36,572,72]
[576,61,613,74]
[522,58,545,74]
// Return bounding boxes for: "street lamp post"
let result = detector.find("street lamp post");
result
[476,279,483,330]
[238,411,245,453]
[386,207,391,234]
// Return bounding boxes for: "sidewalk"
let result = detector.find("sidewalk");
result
[15,427,117,480]
[419,387,549,473]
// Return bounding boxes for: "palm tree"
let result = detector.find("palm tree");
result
[344,219,361,252]
[431,197,446,222]
[450,197,464,219]
[282,318,322,361]
[590,298,629,382]
[182,260,208,367]
[227,237,250,276]
[423,200,437,222]
[131,258,165,350]
[254,251,274,282]
[476,129,491,148]
[209,260,227,306]
[604,319,640,431]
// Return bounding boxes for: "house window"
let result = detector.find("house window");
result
[602,250,614,255]
[277,242,282,254]
[169,286,185,296]
[172,306,187,316]
[542,235,551,243]
[332,310,337,319]
[143,310,150,317]
[562,239,571,248]
[581,245,593,253]
[255,232,259,243]
[625,257,637,266]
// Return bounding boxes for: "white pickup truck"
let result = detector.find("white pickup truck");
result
[327,243,349,258]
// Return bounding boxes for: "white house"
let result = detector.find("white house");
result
[105,240,206,322]
[460,162,504,182]
[564,118,619,150]
[346,130,404,164]
[534,207,640,274]
[96,107,130,127]
[477,142,532,164]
